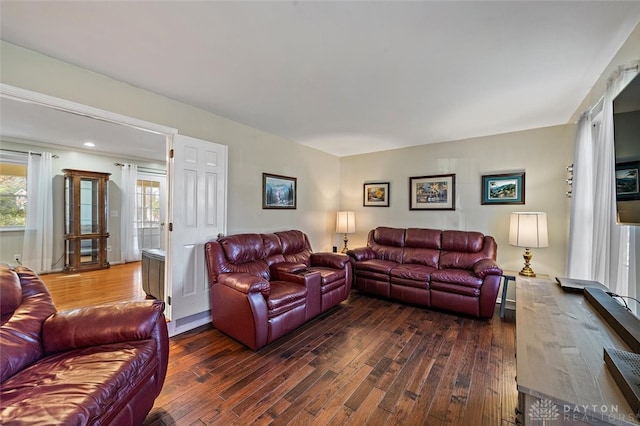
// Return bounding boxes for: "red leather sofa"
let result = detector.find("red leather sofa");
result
[347,227,503,319]
[204,230,352,350]
[0,265,169,425]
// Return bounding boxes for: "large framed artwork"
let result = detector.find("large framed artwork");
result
[409,174,455,210]
[262,173,297,209]
[481,172,525,205]
[363,182,390,207]
[616,161,640,201]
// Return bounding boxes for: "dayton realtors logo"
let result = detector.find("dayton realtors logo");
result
[528,399,635,423]
[529,399,560,422]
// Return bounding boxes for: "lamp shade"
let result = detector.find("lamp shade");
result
[336,211,356,234]
[509,212,549,248]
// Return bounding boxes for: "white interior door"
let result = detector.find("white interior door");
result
[168,134,227,322]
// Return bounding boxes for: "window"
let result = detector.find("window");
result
[0,153,28,229]
[136,179,161,249]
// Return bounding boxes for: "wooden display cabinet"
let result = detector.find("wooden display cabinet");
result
[63,169,111,272]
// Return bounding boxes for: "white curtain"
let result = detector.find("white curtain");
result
[121,163,140,262]
[568,63,639,300]
[22,152,53,273]
[567,112,594,279]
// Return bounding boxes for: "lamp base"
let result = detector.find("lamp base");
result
[519,248,536,277]
[341,234,349,254]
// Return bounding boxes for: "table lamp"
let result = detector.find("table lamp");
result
[508,212,548,277]
[336,211,355,253]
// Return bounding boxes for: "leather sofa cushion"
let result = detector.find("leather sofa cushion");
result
[220,234,264,265]
[355,259,398,275]
[405,228,441,249]
[440,231,493,270]
[262,233,282,257]
[431,269,483,287]
[309,267,345,285]
[402,247,440,268]
[0,340,158,425]
[267,281,307,318]
[373,226,405,247]
[441,230,484,252]
[0,268,22,319]
[390,264,436,282]
[276,230,313,265]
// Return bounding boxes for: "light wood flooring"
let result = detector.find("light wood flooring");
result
[41,262,518,426]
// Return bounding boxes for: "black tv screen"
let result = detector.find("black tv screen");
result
[613,72,640,226]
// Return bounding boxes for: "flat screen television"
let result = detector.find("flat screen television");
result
[613,72,640,226]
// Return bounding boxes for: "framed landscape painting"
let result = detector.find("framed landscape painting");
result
[363,182,390,207]
[409,174,455,210]
[481,172,525,205]
[262,173,297,209]
[616,161,640,201]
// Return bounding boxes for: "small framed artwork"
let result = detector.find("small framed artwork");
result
[616,161,640,201]
[363,182,390,207]
[409,174,455,210]
[481,172,525,205]
[262,173,297,209]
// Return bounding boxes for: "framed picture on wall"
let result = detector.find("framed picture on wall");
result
[409,174,455,210]
[616,161,640,200]
[262,173,297,209]
[363,182,390,207]
[481,172,525,205]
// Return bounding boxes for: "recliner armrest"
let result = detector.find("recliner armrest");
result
[310,252,349,269]
[218,273,271,296]
[473,259,503,279]
[42,300,165,355]
[346,247,376,261]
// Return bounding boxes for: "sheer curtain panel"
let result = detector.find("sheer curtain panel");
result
[121,163,140,262]
[22,152,53,273]
[568,63,639,300]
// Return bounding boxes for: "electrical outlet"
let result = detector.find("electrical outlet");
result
[14,254,21,263]
[107,246,112,252]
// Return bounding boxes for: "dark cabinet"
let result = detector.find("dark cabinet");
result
[63,169,110,272]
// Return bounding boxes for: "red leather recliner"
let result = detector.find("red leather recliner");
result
[0,265,169,425]
[204,230,351,350]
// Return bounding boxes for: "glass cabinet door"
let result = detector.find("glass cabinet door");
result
[63,169,110,272]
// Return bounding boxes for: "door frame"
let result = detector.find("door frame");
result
[0,83,177,315]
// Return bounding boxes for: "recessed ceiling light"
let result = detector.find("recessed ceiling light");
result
[84,142,95,147]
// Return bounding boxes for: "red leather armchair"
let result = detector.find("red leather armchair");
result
[348,227,503,318]
[0,265,169,425]
[204,230,351,350]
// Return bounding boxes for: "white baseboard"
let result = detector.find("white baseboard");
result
[167,310,211,337]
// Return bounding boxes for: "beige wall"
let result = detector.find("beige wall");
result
[339,124,575,279]
[0,41,341,253]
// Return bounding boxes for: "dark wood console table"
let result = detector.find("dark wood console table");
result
[516,276,640,425]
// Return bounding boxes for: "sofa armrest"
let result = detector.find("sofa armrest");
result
[218,273,271,297]
[270,262,308,280]
[42,300,165,355]
[310,252,349,269]
[346,247,376,261]
[278,270,322,320]
[473,259,503,279]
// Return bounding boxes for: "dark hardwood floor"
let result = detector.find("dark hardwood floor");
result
[42,263,518,425]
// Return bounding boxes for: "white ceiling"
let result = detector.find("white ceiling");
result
[0,97,167,162]
[1,1,640,158]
